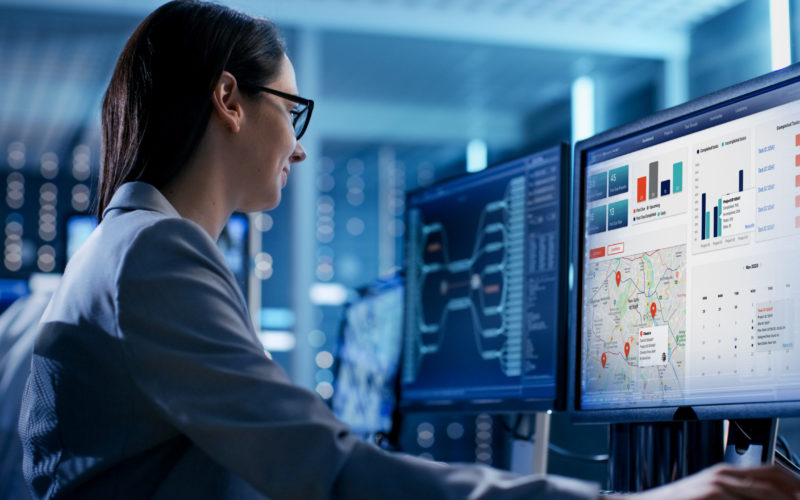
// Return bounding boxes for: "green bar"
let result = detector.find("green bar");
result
[673,162,683,193]
[718,199,722,237]
[705,212,710,239]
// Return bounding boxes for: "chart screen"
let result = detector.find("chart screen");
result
[402,146,565,409]
[580,80,800,410]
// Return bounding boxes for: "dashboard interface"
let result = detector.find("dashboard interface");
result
[579,80,800,411]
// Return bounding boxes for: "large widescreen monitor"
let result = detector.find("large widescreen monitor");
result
[573,63,800,422]
[400,144,570,412]
[332,276,404,438]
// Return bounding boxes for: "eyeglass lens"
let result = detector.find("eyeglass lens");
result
[293,108,305,137]
[294,106,309,139]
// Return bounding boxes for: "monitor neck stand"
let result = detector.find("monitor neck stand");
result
[608,416,778,493]
[724,418,779,466]
[509,412,551,475]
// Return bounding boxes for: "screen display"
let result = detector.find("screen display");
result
[401,146,566,410]
[65,215,98,262]
[216,214,249,294]
[0,278,29,313]
[66,213,249,294]
[332,278,404,436]
[579,78,800,412]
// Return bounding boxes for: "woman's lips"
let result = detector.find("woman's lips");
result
[281,167,289,187]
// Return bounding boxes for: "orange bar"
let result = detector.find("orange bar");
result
[637,176,647,203]
[796,216,800,229]
[796,195,800,208]
[796,175,800,187]
[796,154,800,167]
[796,134,800,147]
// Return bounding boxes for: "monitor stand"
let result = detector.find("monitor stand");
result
[608,417,778,493]
[723,418,778,466]
[609,419,724,492]
[509,412,551,475]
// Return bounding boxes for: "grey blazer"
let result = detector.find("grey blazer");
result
[18,182,597,499]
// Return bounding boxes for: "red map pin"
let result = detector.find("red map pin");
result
[601,352,607,368]
[650,302,657,319]
[615,271,621,287]
[624,342,630,358]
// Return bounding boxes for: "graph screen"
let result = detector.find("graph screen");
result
[577,71,800,416]
[332,277,404,436]
[401,145,568,411]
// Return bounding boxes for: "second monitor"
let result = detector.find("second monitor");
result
[400,144,570,412]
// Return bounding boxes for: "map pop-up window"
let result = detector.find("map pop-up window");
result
[640,325,669,366]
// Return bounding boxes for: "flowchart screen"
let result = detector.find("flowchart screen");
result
[402,148,563,406]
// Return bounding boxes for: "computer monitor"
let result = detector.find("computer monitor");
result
[332,276,404,438]
[65,215,98,262]
[65,213,250,295]
[400,144,570,412]
[0,279,29,314]
[215,214,250,295]
[572,63,800,423]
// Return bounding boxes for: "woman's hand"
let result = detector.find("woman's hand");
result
[605,463,800,500]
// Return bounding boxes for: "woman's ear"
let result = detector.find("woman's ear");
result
[210,70,243,134]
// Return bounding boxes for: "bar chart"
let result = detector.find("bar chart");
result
[631,149,688,228]
[700,169,744,240]
[692,131,755,254]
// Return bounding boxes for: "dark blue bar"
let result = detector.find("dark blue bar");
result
[713,206,719,237]
[701,193,706,240]
[660,179,671,196]
[739,170,743,192]
[587,79,800,166]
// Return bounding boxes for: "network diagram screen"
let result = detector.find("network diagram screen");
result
[332,280,404,435]
[579,79,800,412]
[401,147,564,409]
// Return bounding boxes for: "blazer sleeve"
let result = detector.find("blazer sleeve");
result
[115,218,598,500]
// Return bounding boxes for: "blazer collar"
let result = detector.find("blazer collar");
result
[102,182,181,219]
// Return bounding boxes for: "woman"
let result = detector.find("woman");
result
[17,1,800,499]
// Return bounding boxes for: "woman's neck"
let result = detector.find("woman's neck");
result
[160,151,234,241]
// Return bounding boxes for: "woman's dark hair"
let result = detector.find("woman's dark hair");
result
[98,0,285,220]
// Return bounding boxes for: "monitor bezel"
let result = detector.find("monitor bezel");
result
[570,62,800,423]
[399,143,571,414]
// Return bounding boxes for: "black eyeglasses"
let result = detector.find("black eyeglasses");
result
[242,85,314,140]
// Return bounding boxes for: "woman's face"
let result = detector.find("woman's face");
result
[234,55,306,212]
